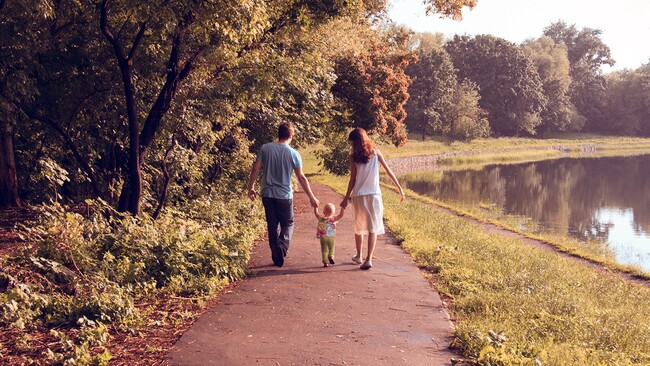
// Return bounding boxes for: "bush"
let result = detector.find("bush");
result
[315,132,350,176]
[0,196,265,360]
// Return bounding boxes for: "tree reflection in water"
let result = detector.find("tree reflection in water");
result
[402,154,650,270]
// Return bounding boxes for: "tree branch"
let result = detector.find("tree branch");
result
[21,108,104,200]
[66,88,109,130]
[128,22,147,61]
[138,15,198,158]
[152,135,175,220]
[100,0,126,62]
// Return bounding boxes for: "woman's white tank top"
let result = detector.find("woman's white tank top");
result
[352,151,381,197]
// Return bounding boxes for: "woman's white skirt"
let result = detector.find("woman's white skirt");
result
[351,194,385,235]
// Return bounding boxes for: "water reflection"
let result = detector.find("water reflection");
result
[401,154,650,271]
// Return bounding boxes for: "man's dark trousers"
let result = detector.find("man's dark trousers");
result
[262,197,294,267]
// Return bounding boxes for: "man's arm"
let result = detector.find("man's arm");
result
[294,167,319,208]
[247,159,262,201]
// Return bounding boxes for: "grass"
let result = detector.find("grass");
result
[301,135,650,365]
[379,133,650,160]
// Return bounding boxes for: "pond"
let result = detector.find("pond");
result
[400,154,650,271]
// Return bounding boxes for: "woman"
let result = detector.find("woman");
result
[340,128,405,270]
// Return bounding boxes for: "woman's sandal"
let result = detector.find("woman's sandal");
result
[351,255,362,264]
[360,261,372,270]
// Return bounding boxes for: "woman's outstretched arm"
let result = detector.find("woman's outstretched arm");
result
[377,150,405,202]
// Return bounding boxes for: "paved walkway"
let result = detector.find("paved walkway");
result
[167,183,458,365]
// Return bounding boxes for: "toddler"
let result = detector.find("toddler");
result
[314,203,345,267]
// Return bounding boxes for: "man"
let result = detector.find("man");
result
[247,122,319,267]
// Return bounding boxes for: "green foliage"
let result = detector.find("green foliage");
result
[423,0,477,20]
[315,132,351,176]
[522,36,578,134]
[331,26,417,147]
[382,189,650,365]
[543,21,613,132]
[47,317,112,366]
[404,46,457,139]
[448,80,490,140]
[602,65,650,136]
[445,34,547,137]
[1,196,264,359]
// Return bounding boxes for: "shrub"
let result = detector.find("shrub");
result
[0,196,265,361]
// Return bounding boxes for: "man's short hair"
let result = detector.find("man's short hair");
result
[278,123,294,140]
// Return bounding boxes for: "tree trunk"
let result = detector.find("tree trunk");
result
[0,129,21,208]
[123,61,142,216]
[101,0,143,216]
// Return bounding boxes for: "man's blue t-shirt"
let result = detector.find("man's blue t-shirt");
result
[257,142,302,199]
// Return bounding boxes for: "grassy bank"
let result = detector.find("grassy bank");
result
[381,133,650,278]
[302,137,650,365]
[379,134,650,160]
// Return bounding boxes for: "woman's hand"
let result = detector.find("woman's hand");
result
[340,197,349,209]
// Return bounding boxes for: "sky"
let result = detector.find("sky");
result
[388,0,650,71]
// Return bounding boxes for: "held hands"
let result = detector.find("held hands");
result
[310,196,320,208]
[340,197,350,209]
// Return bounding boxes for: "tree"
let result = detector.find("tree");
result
[602,66,650,136]
[640,62,650,136]
[2,0,480,211]
[423,0,477,19]
[331,26,417,147]
[404,46,457,139]
[448,80,490,140]
[522,36,581,134]
[0,123,20,207]
[543,21,614,132]
[5,0,380,215]
[445,35,546,136]
[0,0,57,207]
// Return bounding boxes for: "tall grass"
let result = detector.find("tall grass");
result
[381,189,650,365]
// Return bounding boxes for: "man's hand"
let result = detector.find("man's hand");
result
[310,196,320,208]
[248,189,257,201]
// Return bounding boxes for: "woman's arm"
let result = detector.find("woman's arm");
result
[340,155,356,209]
[377,150,405,202]
[335,206,345,221]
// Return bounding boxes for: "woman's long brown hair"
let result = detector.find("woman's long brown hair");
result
[348,128,376,164]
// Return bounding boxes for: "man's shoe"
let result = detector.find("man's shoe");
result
[272,247,284,267]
